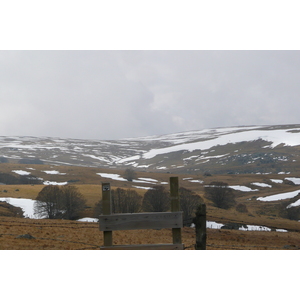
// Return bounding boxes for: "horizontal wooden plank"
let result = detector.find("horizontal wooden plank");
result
[99,212,183,231]
[100,243,184,250]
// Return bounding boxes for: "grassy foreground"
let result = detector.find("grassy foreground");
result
[1,216,300,250]
[1,163,300,249]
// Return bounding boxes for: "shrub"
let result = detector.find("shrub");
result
[19,175,43,185]
[204,181,236,209]
[19,158,44,164]
[123,168,137,182]
[0,173,19,184]
[34,185,86,220]
[235,203,248,213]
[0,157,8,163]
[286,207,300,220]
[34,185,64,219]
[203,171,212,176]
[60,186,87,220]
[279,194,300,221]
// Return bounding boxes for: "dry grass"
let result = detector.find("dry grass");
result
[2,163,300,250]
[1,216,300,250]
[0,184,43,199]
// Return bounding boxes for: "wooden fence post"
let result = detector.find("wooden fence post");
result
[194,203,206,250]
[102,183,112,247]
[170,177,182,245]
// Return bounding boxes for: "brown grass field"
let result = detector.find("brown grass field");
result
[1,163,300,250]
[1,216,300,250]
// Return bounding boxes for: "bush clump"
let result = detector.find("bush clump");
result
[235,203,248,213]
[204,181,236,209]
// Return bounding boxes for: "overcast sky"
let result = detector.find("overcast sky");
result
[1,50,300,140]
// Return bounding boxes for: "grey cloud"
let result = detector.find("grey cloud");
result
[1,50,300,139]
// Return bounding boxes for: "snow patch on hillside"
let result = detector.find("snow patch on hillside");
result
[287,199,300,208]
[285,177,300,185]
[0,197,37,218]
[97,173,127,181]
[270,179,283,184]
[257,189,300,201]
[229,185,259,192]
[141,128,300,159]
[43,170,66,175]
[251,182,272,188]
[12,170,31,175]
[43,181,68,185]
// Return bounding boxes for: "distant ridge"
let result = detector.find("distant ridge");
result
[1,124,300,174]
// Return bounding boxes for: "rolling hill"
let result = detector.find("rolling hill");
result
[2,124,300,250]
[1,124,300,175]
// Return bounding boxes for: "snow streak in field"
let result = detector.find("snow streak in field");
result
[97,173,127,181]
[270,179,283,184]
[43,181,68,185]
[43,170,66,175]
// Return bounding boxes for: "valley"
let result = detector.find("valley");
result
[1,124,300,249]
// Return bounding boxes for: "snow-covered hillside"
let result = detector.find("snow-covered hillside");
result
[1,124,300,174]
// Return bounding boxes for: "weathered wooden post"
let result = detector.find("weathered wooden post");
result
[102,183,112,247]
[170,177,182,245]
[194,203,206,250]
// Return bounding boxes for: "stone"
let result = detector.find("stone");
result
[16,234,35,239]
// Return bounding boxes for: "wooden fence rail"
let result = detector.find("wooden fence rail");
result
[99,177,184,250]
[99,212,183,231]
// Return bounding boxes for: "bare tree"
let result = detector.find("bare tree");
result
[34,185,86,220]
[123,168,137,182]
[93,200,102,217]
[34,185,64,219]
[179,187,203,226]
[111,188,127,213]
[94,188,142,216]
[60,186,86,220]
[126,189,142,213]
[112,188,142,213]
[142,185,169,212]
[204,181,236,209]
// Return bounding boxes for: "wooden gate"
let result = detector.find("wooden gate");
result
[99,177,184,250]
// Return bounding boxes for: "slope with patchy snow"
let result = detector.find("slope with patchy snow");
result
[1,124,300,174]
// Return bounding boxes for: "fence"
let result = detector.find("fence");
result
[99,177,185,250]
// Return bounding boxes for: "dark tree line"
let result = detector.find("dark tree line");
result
[94,188,142,215]
[94,185,203,227]
[19,158,44,164]
[112,188,142,213]
[0,173,42,185]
